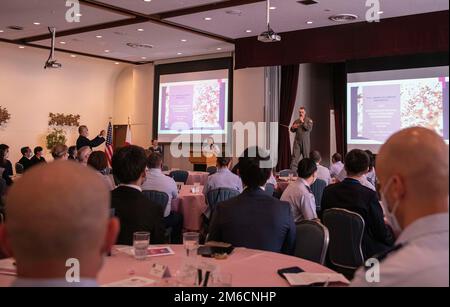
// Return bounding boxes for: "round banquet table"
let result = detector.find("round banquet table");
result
[171,185,207,232]
[186,171,209,186]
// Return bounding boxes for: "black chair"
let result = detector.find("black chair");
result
[264,183,275,196]
[15,163,24,175]
[169,170,189,184]
[0,178,6,197]
[206,188,240,216]
[162,165,169,171]
[322,208,365,279]
[311,178,327,212]
[142,190,172,243]
[279,169,296,177]
[206,166,217,175]
[294,220,329,265]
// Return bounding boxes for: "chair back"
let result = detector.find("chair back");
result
[279,169,296,177]
[294,220,329,264]
[15,163,24,175]
[264,183,275,196]
[206,166,217,175]
[206,188,240,213]
[310,178,327,212]
[322,208,365,270]
[162,165,169,171]
[142,190,169,213]
[0,178,6,197]
[169,170,189,184]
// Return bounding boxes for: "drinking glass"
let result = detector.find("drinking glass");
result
[133,232,150,260]
[183,232,199,258]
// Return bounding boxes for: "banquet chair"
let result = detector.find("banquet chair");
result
[310,178,327,212]
[15,163,24,175]
[264,183,275,196]
[142,190,172,243]
[169,170,189,184]
[206,188,240,215]
[206,166,217,175]
[322,208,365,279]
[294,220,329,265]
[279,169,296,177]
[162,165,169,171]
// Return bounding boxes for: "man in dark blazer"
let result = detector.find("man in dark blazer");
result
[320,149,394,260]
[76,125,106,150]
[208,147,296,255]
[29,146,46,167]
[111,145,165,246]
[18,147,33,171]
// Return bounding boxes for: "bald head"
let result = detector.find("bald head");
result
[1,161,118,278]
[378,127,449,201]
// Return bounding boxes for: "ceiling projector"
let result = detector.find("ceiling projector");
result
[258,28,281,43]
[44,60,62,69]
[44,27,62,69]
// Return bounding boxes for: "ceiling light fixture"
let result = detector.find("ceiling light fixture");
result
[96,35,103,38]
[204,17,212,21]
[177,52,183,55]
[19,46,25,49]
[137,28,144,32]
[70,54,76,58]
[60,41,66,44]
[104,50,110,53]
[33,22,41,25]
[181,39,187,42]
[306,21,313,24]
[246,29,252,33]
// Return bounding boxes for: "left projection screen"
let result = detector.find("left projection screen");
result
[157,69,229,143]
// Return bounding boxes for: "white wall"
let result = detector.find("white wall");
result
[0,42,126,164]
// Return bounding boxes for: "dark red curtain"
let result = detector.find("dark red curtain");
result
[277,65,299,171]
[332,63,347,156]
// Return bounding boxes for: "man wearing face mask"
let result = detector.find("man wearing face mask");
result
[281,158,319,223]
[351,127,449,287]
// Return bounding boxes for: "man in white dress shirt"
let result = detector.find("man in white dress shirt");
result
[281,158,318,223]
[141,152,183,243]
[351,127,449,287]
[203,157,243,195]
[0,161,119,287]
[330,153,344,179]
[310,150,331,185]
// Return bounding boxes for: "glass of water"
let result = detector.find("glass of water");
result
[183,232,199,258]
[133,232,150,260]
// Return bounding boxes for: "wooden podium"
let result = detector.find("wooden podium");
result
[189,151,216,172]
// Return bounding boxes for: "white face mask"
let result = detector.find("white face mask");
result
[380,177,402,235]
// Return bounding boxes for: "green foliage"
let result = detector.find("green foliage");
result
[46,128,67,150]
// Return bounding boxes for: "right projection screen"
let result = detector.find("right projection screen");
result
[347,66,449,152]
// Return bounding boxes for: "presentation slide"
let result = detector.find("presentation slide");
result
[157,69,229,143]
[347,66,449,152]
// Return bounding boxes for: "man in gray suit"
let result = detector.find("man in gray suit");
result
[290,107,313,171]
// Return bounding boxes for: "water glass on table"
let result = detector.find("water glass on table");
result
[194,182,201,194]
[133,231,150,260]
[183,232,199,258]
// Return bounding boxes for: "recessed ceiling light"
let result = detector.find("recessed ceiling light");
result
[115,62,120,65]
[306,21,313,24]
[60,41,66,44]
[177,52,183,55]
[70,54,76,58]
[181,39,187,42]
[75,13,82,17]
[204,17,212,21]
[378,11,384,14]
[0,30,4,33]
[104,50,110,53]
[137,28,144,32]
[246,30,252,33]
[96,35,103,38]
[19,46,25,49]
[141,56,147,60]
[216,47,222,51]
[144,0,152,2]
[270,6,277,10]
[33,22,41,25]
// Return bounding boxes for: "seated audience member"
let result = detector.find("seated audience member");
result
[30,146,46,167]
[321,149,394,260]
[310,150,332,185]
[51,144,68,161]
[18,147,32,171]
[68,146,77,161]
[365,150,377,186]
[76,125,105,150]
[330,153,344,179]
[149,139,163,155]
[203,157,243,195]
[0,144,13,186]
[208,147,296,254]
[141,152,183,243]
[111,145,165,246]
[77,146,92,166]
[266,168,278,190]
[351,128,449,287]
[281,158,318,223]
[0,161,119,287]
[87,151,116,191]
[335,159,376,191]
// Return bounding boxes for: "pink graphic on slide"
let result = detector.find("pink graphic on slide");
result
[167,85,193,130]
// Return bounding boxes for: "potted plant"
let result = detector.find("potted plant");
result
[46,128,67,150]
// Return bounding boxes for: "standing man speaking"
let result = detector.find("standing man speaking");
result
[76,125,106,150]
[290,107,313,171]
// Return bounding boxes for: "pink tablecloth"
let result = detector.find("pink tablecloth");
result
[186,171,209,185]
[171,185,207,231]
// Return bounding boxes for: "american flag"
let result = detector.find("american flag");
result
[105,121,114,166]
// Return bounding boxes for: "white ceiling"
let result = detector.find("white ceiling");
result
[0,0,447,63]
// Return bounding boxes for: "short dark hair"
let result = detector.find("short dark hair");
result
[332,153,342,163]
[87,151,108,171]
[34,146,43,155]
[297,158,318,179]
[310,150,321,163]
[78,125,87,134]
[147,152,163,169]
[345,149,370,176]
[21,147,30,155]
[238,147,271,189]
[68,146,77,156]
[112,145,147,183]
[365,150,375,171]
[217,157,231,167]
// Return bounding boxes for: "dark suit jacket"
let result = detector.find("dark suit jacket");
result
[0,160,13,186]
[208,188,296,254]
[29,156,46,168]
[111,186,166,246]
[320,178,394,259]
[76,135,105,150]
[18,156,32,171]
